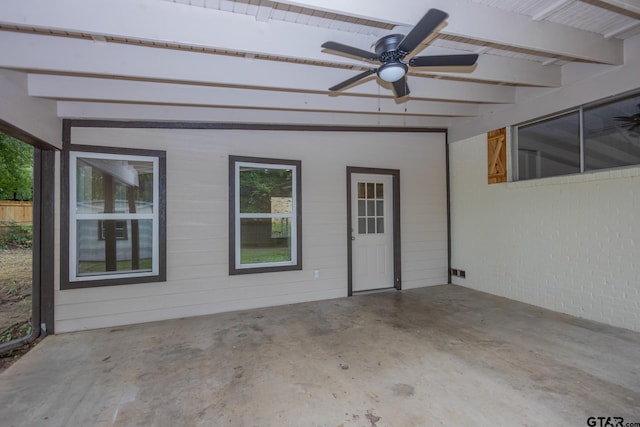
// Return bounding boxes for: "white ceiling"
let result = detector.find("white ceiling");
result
[1,0,639,128]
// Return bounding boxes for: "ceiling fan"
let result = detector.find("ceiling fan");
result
[321,8,478,98]
[614,104,640,134]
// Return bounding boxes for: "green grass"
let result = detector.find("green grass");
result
[241,247,291,264]
[78,258,152,274]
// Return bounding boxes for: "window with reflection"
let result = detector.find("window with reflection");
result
[516,111,581,180]
[514,89,640,181]
[68,150,164,285]
[584,92,640,171]
[230,156,302,274]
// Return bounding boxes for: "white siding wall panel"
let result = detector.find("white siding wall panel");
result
[56,128,448,332]
[450,134,640,332]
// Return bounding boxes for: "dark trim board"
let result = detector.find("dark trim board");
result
[39,149,56,333]
[346,167,401,296]
[63,119,446,134]
[0,118,61,152]
[445,131,452,285]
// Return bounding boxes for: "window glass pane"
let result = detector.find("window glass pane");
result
[98,220,128,240]
[376,201,384,216]
[376,218,384,234]
[358,218,366,234]
[376,183,383,199]
[358,183,366,199]
[366,183,374,199]
[367,218,375,234]
[584,94,640,171]
[367,200,375,217]
[517,111,580,180]
[76,158,154,214]
[358,200,366,216]
[239,218,292,264]
[76,219,153,276]
[239,166,293,213]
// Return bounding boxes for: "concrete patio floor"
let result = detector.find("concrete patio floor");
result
[1,284,639,426]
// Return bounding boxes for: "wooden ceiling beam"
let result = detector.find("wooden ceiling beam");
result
[28,74,480,117]
[0,29,557,89]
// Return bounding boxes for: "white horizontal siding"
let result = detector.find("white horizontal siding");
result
[56,128,447,332]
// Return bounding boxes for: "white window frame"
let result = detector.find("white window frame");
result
[69,151,160,282]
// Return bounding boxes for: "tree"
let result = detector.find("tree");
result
[0,133,33,201]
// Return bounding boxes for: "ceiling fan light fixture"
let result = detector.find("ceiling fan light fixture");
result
[377,62,407,83]
[322,9,477,98]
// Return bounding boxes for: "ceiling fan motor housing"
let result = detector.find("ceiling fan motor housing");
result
[375,34,407,63]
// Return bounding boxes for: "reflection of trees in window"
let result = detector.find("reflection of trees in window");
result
[239,168,292,213]
[137,172,153,203]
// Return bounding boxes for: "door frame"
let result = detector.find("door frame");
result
[346,167,401,296]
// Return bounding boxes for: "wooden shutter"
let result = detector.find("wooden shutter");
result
[488,128,507,184]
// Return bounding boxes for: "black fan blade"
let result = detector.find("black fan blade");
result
[410,54,479,67]
[397,8,448,55]
[322,41,378,61]
[328,69,377,92]
[392,77,410,98]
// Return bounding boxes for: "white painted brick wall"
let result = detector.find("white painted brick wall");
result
[449,134,640,332]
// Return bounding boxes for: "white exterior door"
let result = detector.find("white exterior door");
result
[351,173,394,292]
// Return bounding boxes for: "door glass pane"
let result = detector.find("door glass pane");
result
[358,218,366,234]
[367,218,375,234]
[355,179,388,235]
[583,93,640,171]
[76,219,153,276]
[239,218,292,264]
[367,200,375,216]
[366,183,374,198]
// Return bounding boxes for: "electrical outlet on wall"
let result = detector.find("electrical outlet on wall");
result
[450,268,466,278]
[313,269,320,279]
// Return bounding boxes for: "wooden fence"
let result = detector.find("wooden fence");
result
[0,201,32,234]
